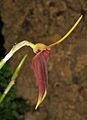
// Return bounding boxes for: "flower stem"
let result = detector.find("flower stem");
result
[0,59,6,69]
[0,41,35,70]
[0,54,27,103]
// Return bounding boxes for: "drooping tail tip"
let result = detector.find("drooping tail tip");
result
[35,90,47,110]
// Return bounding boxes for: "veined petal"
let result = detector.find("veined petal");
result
[32,49,50,109]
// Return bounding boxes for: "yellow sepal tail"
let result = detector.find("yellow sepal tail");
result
[48,15,83,48]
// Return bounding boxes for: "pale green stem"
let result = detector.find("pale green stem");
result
[0,54,27,103]
[0,60,6,69]
[0,41,35,70]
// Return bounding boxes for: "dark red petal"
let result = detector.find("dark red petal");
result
[32,49,50,109]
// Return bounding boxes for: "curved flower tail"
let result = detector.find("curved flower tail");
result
[48,15,83,48]
[32,49,50,110]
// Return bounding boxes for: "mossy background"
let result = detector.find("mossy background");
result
[0,0,87,120]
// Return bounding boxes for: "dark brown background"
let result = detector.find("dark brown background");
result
[0,0,87,120]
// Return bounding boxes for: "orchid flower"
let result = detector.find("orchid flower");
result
[0,15,83,110]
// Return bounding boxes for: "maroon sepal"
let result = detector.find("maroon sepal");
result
[32,49,50,109]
